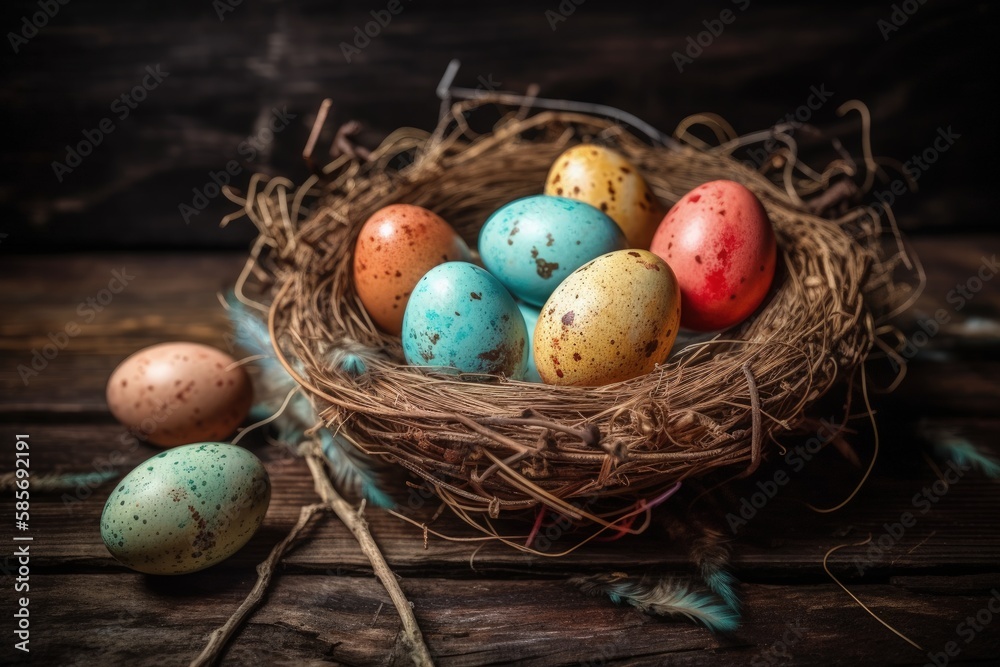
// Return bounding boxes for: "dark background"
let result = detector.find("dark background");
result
[0,0,994,252]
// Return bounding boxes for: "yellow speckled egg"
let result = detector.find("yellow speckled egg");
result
[534,250,681,386]
[544,144,665,249]
[106,342,253,447]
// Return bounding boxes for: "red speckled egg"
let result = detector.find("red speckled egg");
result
[353,204,472,335]
[650,180,777,331]
[106,342,253,447]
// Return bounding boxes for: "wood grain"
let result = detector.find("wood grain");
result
[26,573,1000,666]
[0,2,994,252]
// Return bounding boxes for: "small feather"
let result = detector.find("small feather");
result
[226,293,278,363]
[934,439,1000,479]
[571,573,740,633]
[689,523,741,612]
[225,293,390,506]
[321,430,394,509]
[703,568,741,612]
[1,469,118,493]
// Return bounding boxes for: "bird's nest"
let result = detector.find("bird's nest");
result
[226,94,916,535]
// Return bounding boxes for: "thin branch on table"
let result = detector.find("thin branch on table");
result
[189,502,327,667]
[304,445,435,667]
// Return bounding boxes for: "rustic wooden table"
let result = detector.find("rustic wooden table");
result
[2,236,998,666]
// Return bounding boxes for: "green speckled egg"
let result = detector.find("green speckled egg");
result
[100,442,270,575]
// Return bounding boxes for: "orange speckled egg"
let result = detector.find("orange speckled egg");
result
[650,180,777,331]
[106,342,253,447]
[544,144,665,249]
[534,249,681,386]
[353,204,472,335]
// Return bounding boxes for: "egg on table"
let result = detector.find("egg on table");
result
[402,262,528,378]
[353,203,472,335]
[534,249,681,386]
[544,144,665,249]
[650,180,777,331]
[478,195,627,307]
[106,342,253,447]
[100,442,271,575]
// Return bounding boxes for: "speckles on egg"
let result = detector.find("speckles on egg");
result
[478,195,627,307]
[352,204,472,335]
[650,180,777,331]
[106,343,253,448]
[401,262,528,378]
[544,144,665,249]
[100,442,270,575]
[534,250,681,386]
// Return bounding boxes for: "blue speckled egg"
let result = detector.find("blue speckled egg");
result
[100,442,270,575]
[402,262,528,378]
[516,302,542,383]
[478,195,628,306]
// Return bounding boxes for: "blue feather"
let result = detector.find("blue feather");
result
[571,574,741,633]
[935,439,1000,479]
[703,567,741,612]
[226,293,391,507]
[321,430,394,508]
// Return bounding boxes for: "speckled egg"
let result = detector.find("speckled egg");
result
[107,342,253,447]
[545,144,665,249]
[402,262,528,378]
[478,195,627,307]
[100,442,270,575]
[516,302,542,383]
[353,204,473,335]
[650,180,777,331]
[534,250,681,386]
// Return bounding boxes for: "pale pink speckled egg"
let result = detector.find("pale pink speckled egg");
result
[106,342,253,447]
[352,204,472,335]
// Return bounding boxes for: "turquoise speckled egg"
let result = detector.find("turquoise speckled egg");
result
[516,302,542,383]
[100,442,270,575]
[402,262,528,378]
[478,195,627,307]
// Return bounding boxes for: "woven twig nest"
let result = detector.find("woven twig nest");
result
[233,95,907,530]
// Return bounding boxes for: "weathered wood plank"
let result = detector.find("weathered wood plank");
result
[20,573,1000,666]
[0,2,994,252]
[6,418,998,579]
